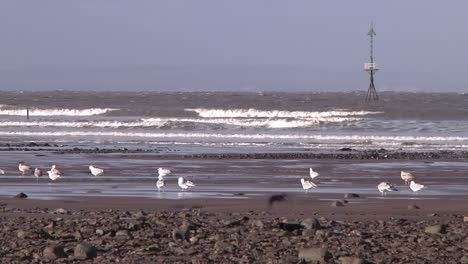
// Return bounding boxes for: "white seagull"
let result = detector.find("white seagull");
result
[18,162,31,176]
[309,168,319,179]
[178,177,195,191]
[158,168,171,177]
[409,181,425,193]
[156,179,165,192]
[377,182,398,196]
[0,169,4,175]
[89,165,104,176]
[300,178,317,192]
[400,171,414,185]
[34,168,42,178]
[47,165,62,181]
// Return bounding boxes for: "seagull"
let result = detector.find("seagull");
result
[409,181,425,193]
[0,169,4,175]
[89,165,104,176]
[309,168,319,179]
[47,170,61,181]
[34,168,42,177]
[377,182,398,196]
[400,171,414,185]
[47,165,62,181]
[300,178,317,192]
[178,177,195,191]
[18,162,31,176]
[158,168,171,177]
[157,174,165,181]
[156,179,165,192]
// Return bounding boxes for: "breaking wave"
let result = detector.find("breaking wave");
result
[0,105,117,116]
[186,108,381,118]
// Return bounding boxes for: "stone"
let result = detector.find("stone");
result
[74,243,97,260]
[339,256,368,264]
[298,247,332,263]
[425,224,447,234]
[96,229,105,236]
[54,208,68,214]
[300,218,321,230]
[278,222,302,232]
[251,219,264,230]
[460,255,468,264]
[331,201,345,207]
[14,192,28,199]
[408,205,420,210]
[172,227,189,240]
[344,193,360,198]
[43,245,67,260]
[17,230,27,239]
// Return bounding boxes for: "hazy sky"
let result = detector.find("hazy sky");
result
[0,1,467,91]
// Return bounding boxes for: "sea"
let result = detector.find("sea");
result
[0,90,467,153]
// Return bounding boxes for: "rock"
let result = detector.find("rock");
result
[14,192,28,199]
[298,247,332,263]
[408,205,420,210]
[339,256,368,264]
[74,243,97,260]
[251,219,264,230]
[344,193,360,198]
[460,255,468,264]
[425,224,447,234]
[331,201,345,207]
[17,230,28,239]
[115,230,131,239]
[54,208,68,214]
[172,227,189,240]
[300,218,321,230]
[43,245,67,260]
[96,229,105,236]
[278,222,302,232]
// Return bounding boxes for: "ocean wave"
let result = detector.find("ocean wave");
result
[0,105,117,116]
[0,116,362,129]
[186,108,381,118]
[0,131,467,142]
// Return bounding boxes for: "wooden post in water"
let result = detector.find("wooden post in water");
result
[26,108,29,120]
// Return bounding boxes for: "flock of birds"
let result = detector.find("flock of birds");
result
[4,163,426,195]
[301,168,426,196]
[2,162,196,192]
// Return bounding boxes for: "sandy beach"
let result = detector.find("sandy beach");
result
[0,146,467,263]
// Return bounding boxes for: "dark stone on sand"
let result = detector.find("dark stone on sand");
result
[340,147,353,151]
[408,205,420,210]
[298,247,332,263]
[331,201,345,207]
[344,193,360,198]
[268,194,287,206]
[74,243,97,260]
[279,222,303,232]
[338,256,368,264]
[425,224,447,234]
[43,245,67,260]
[14,192,28,199]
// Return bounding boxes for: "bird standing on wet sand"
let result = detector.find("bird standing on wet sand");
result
[156,179,165,192]
[300,178,317,192]
[309,168,319,179]
[400,171,414,185]
[47,165,62,181]
[89,165,104,176]
[158,168,171,177]
[377,182,398,196]
[409,181,425,193]
[178,177,195,191]
[18,162,31,176]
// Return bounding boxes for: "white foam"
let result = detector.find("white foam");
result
[186,108,381,118]
[0,116,362,129]
[0,105,117,116]
[0,131,467,142]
